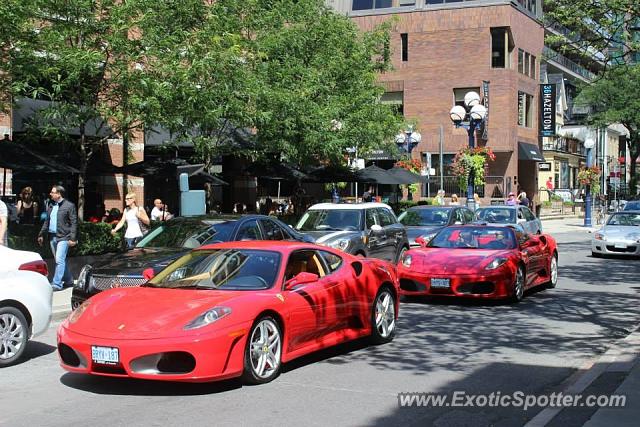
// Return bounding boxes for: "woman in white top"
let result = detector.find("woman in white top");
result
[111,193,150,249]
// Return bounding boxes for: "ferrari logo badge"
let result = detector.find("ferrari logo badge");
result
[118,324,125,330]
[276,294,284,302]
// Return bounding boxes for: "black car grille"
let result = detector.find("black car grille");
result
[606,245,637,253]
[90,274,146,290]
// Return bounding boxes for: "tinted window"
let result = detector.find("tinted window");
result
[146,249,280,290]
[476,208,516,224]
[236,220,262,240]
[429,227,517,249]
[136,221,235,248]
[398,208,451,226]
[607,213,640,226]
[260,219,285,240]
[623,201,640,211]
[296,210,362,232]
[320,251,343,273]
[365,209,379,228]
[377,208,395,227]
[523,207,536,221]
[463,209,474,223]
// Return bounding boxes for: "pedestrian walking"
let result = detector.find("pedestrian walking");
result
[37,185,78,291]
[0,199,8,247]
[111,193,150,249]
[16,186,38,224]
[546,177,554,190]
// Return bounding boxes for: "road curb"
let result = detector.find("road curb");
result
[52,307,71,322]
[524,325,640,427]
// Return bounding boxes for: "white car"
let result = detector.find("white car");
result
[592,211,640,258]
[0,246,53,366]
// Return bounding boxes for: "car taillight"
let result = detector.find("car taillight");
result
[19,260,49,277]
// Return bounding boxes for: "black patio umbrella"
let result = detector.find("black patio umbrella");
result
[356,165,405,185]
[387,166,427,184]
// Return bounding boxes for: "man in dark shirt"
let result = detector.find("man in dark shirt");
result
[38,185,78,291]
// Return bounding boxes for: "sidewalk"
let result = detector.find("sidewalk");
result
[541,216,598,235]
[526,328,640,427]
[52,287,73,321]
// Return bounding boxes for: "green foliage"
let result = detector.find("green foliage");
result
[8,222,122,257]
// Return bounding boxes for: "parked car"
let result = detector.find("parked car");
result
[0,246,52,366]
[397,225,558,303]
[475,205,543,235]
[591,211,640,257]
[58,241,399,383]
[71,215,313,308]
[295,202,409,262]
[398,205,475,247]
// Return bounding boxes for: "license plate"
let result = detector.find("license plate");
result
[615,243,627,249]
[431,278,450,289]
[91,346,119,365]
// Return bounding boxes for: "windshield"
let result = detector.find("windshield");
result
[624,201,640,211]
[136,221,235,249]
[428,227,517,249]
[398,208,450,226]
[296,209,362,232]
[146,249,280,290]
[607,213,640,226]
[475,208,516,224]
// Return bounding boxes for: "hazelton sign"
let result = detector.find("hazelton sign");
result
[539,84,556,137]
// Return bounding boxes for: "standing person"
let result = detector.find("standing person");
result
[150,198,172,221]
[362,186,374,202]
[16,186,39,224]
[518,191,530,208]
[37,185,78,291]
[546,177,554,190]
[506,192,518,206]
[111,193,150,249]
[0,198,8,246]
[473,193,481,210]
[434,189,446,206]
[450,194,460,206]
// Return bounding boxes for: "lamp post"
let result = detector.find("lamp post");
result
[449,91,487,210]
[584,135,595,227]
[395,126,422,200]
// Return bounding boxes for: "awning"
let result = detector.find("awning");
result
[518,142,544,162]
[0,140,80,174]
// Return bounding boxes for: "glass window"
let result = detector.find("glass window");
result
[398,208,451,226]
[146,249,281,290]
[491,28,512,68]
[454,87,481,107]
[284,250,327,281]
[260,219,285,240]
[296,209,362,232]
[524,52,530,77]
[530,55,536,79]
[476,207,517,224]
[518,91,533,127]
[136,220,235,249]
[463,209,474,223]
[375,0,392,7]
[320,251,344,273]
[399,0,416,5]
[236,220,262,240]
[518,49,524,74]
[352,0,374,10]
[523,207,536,221]
[400,33,408,62]
[428,227,517,249]
[607,213,640,226]
[365,209,379,228]
[377,208,395,227]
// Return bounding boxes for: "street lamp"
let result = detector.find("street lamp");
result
[395,125,422,156]
[449,91,487,210]
[584,135,595,227]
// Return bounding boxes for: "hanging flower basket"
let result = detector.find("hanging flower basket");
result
[450,146,495,192]
[577,166,601,195]
[395,159,423,195]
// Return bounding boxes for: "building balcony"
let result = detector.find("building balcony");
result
[542,137,585,156]
[543,47,596,82]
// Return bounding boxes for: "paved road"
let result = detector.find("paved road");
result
[3,228,639,427]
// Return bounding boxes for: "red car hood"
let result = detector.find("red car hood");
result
[68,287,249,339]
[410,248,509,274]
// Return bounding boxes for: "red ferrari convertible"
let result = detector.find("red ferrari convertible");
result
[397,225,558,302]
[57,241,399,383]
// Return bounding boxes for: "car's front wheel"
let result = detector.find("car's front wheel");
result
[370,287,396,344]
[510,266,526,303]
[242,316,282,384]
[0,307,29,367]
[546,254,558,288]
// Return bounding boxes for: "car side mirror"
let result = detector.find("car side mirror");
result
[284,272,319,290]
[142,268,155,280]
[415,236,427,247]
[370,224,383,233]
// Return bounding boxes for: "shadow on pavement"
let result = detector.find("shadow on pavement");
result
[14,341,57,364]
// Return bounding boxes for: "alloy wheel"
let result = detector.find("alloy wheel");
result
[513,267,525,302]
[375,290,396,339]
[0,312,26,363]
[249,318,281,379]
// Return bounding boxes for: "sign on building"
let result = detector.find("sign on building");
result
[539,84,556,137]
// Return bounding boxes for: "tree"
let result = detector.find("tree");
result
[577,64,640,194]
[545,0,640,67]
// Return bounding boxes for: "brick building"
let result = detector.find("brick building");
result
[328,0,545,204]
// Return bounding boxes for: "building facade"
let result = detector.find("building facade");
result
[329,0,545,204]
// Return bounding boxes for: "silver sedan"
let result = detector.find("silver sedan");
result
[592,211,640,257]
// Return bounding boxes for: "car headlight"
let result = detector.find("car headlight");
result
[401,254,412,268]
[68,300,91,324]
[184,306,232,330]
[485,257,508,270]
[594,232,606,241]
[326,238,350,251]
[75,265,91,289]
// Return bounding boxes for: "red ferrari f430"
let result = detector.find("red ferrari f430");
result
[397,225,558,302]
[57,241,399,383]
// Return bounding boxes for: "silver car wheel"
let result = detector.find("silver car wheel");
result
[513,267,525,302]
[0,312,26,361]
[375,291,396,338]
[249,319,281,379]
[550,256,558,286]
